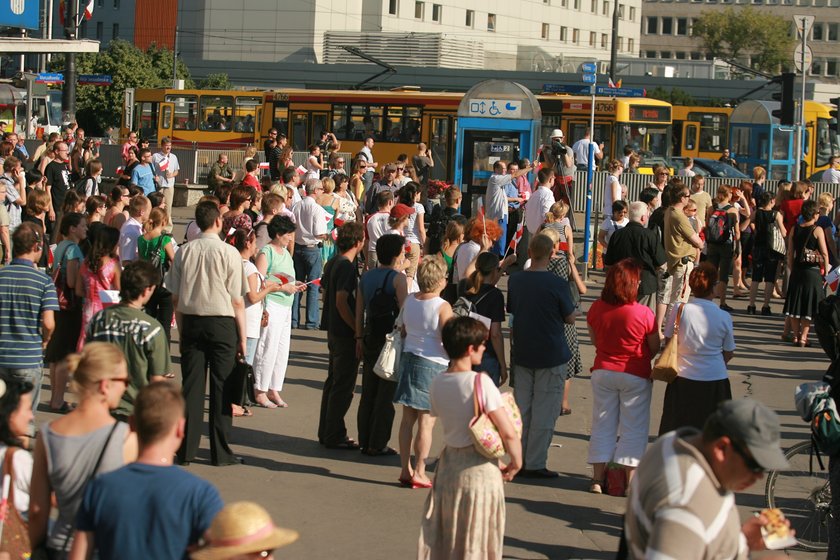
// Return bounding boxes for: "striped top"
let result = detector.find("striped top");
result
[625,429,748,560]
[0,259,59,368]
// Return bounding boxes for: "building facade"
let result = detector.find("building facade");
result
[639,0,840,83]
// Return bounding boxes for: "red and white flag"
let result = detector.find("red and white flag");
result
[307,278,322,287]
[273,272,295,285]
[508,221,524,252]
[607,77,616,88]
[84,0,94,20]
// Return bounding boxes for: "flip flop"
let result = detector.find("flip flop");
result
[269,399,288,408]
[253,400,278,409]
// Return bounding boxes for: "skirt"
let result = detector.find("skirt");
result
[393,352,447,411]
[784,266,825,320]
[658,376,732,436]
[45,306,82,363]
[418,446,505,560]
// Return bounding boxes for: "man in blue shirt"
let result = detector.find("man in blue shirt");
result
[130,148,156,196]
[507,233,577,478]
[72,382,224,560]
[0,222,58,412]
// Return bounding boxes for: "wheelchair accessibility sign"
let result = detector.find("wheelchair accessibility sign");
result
[467,99,522,119]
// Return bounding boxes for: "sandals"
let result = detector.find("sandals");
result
[253,398,278,409]
[232,404,253,417]
[589,480,604,494]
[560,408,572,416]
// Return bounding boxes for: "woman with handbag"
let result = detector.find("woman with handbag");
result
[252,215,305,409]
[29,342,138,557]
[44,212,87,413]
[585,259,659,495]
[658,263,736,435]
[355,234,409,456]
[418,316,521,559]
[783,199,830,347]
[748,192,786,316]
[394,256,453,489]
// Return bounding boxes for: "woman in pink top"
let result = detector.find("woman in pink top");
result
[75,226,120,350]
[585,259,660,494]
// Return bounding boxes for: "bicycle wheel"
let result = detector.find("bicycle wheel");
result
[765,440,832,552]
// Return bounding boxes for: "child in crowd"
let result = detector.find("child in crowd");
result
[119,195,151,263]
[597,200,629,259]
[76,225,120,350]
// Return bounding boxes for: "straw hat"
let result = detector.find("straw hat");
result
[191,502,299,560]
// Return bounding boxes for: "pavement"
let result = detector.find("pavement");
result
[36,205,829,559]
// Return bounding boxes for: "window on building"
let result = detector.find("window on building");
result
[675,51,687,59]
[690,51,702,59]
[812,60,823,75]
[827,60,838,76]
[676,17,688,34]
[415,1,424,19]
[465,9,474,26]
[112,23,118,38]
[618,3,625,17]
[574,0,581,9]
[660,50,672,58]
[661,17,673,34]
[601,33,608,48]
[432,3,442,21]
[573,28,580,43]
[542,23,550,38]
[829,23,839,40]
[79,20,87,37]
[561,0,567,6]
[603,1,609,14]
[389,0,398,15]
[646,16,657,33]
[617,36,623,50]
[813,24,824,40]
[95,21,102,40]
[560,26,568,41]
[629,6,636,19]
[592,0,598,11]
[628,37,634,51]
[588,31,596,45]
[645,50,656,58]
[544,0,551,3]
[487,13,496,31]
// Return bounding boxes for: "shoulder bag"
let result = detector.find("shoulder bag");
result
[373,306,404,381]
[768,211,787,258]
[50,242,77,311]
[468,373,523,459]
[651,303,684,383]
[0,447,31,558]
[799,226,822,265]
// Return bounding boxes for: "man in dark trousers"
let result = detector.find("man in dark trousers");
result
[167,200,247,466]
[318,222,365,449]
[604,201,666,311]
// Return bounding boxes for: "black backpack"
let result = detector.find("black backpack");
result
[815,294,840,361]
[706,206,733,245]
[366,270,398,337]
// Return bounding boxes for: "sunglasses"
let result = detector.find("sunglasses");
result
[108,377,130,385]
[730,438,765,474]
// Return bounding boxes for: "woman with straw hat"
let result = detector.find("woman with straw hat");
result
[191,502,298,560]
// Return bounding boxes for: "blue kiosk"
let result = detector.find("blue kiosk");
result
[453,80,542,217]
[729,100,796,181]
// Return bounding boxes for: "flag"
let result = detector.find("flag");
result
[508,221,524,252]
[827,266,840,292]
[84,0,94,20]
[273,272,295,284]
[307,278,321,287]
[99,290,121,307]
[607,77,616,88]
[616,79,622,88]
[331,228,338,241]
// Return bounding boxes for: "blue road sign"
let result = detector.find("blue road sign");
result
[543,84,592,94]
[581,62,597,74]
[582,73,597,84]
[595,86,646,97]
[0,0,39,30]
[78,74,113,86]
[35,72,64,84]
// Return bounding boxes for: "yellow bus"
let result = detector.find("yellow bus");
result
[122,87,674,180]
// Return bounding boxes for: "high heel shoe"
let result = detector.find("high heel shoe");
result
[761,306,772,316]
[746,304,756,315]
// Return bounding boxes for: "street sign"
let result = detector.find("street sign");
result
[580,62,597,74]
[35,72,64,84]
[543,84,592,95]
[793,14,815,37]
[78,74,113,86]
[595,86,646,97]
[582,73,597,84]
[794,44,813,73]
[466,99,522,118]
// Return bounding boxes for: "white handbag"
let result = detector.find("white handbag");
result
[373,308,404,381]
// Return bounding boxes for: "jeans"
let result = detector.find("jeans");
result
[513,363,568,470]
[0,365,43,414]
[292,245,323,329]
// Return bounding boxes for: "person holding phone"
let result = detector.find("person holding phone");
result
[412,143,434,186]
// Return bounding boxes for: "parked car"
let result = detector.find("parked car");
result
[671,157,750,179]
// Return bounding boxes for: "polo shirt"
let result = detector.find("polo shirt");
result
[152,152,180,189]
[293,196,328,247]
[166,232,247,317]
[0,259,59,368]
[131,163,156,196]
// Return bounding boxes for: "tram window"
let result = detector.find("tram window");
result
[731,127,750,158]
[199,95,234,131]
[684,125,697,150]
[273,103,289,137]
[816,118,834,168]
[234,96,261,133]
[137,102,158,141]
[165,95,198,131]
[383,106,421,142]
[687,112,726,151]
[332,104,384,140]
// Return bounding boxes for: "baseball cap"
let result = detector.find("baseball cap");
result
[390,203,415,220]
[707,399,789,471]
[550,129,564,139]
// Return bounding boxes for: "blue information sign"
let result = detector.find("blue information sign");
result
[0,0,39,30]
[79,74,113,86]
[543,84,592,94]
[582,73,597,84]
[581,62,597,74]
[595,86,646,97]
[35,72,64,84]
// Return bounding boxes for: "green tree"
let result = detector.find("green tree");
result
[646,87,695,106]
[70,40,193,134]
[198,73,232,90]
[692,7,794,73]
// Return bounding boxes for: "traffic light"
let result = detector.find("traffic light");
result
[771,73,795,126]
[830,97,840,134]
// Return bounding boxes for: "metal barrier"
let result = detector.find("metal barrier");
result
[194,149,353,185]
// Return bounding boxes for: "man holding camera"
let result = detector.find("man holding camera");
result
[540,129,575,206]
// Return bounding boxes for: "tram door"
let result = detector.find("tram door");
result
[289,111,329,151]
[428,114,456,182]
[679,121,700,158]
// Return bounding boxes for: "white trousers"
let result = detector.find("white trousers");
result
[587,369,652,467]
[252,300,292,392]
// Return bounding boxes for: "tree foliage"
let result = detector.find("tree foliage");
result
[692,7,795,73]
[647,87,696,106]
[69,40,193,134]
[198,73,232,90]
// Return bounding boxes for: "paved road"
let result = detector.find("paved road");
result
[38,207,830,559]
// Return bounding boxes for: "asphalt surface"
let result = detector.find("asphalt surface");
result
[36,206,830,559]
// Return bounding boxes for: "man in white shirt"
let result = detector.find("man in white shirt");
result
[292,178,328,329]
[152,137,180,225]
[485,160,531,257]
[822,156,840,183]
[572,129,603,170]
[365,190,395,270]
[520,168,557,266]
[678,157,696,178]
[119,195,151,264]
[358,136,378,193]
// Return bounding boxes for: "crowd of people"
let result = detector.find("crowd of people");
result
[0,121,836,558]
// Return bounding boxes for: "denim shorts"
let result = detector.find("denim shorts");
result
[393,352,447,411]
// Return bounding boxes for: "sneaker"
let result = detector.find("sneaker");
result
[761,306,772,316]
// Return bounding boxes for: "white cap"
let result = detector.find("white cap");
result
[550,129,564,138]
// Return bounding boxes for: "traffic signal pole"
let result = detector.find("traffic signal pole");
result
[796,22,807,182]
[61,0,78,125]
